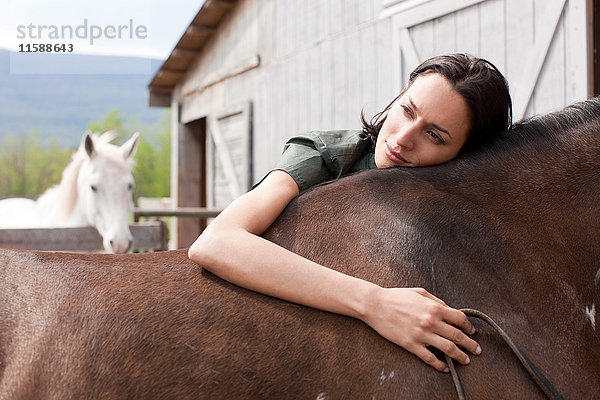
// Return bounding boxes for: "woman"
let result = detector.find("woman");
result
[188,54,512,373]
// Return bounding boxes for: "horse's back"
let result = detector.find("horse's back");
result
[0,198,39,228]
[0,249,457,400]
[0,189,69,228]
[0,246,554,400]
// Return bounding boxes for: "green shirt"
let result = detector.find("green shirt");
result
[255,130,377,193]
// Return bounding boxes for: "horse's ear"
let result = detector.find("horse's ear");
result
[81,131,95,158]
[121,132,140,160]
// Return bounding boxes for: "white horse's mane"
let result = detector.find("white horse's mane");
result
[57,131,132,219]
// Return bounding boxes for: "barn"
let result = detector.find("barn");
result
[148,0,594,248]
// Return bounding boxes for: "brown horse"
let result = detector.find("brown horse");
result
[1,98,599,399]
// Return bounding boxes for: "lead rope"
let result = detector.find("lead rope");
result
[445,308,564,400]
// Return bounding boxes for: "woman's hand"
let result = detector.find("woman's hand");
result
[361,287,481,372]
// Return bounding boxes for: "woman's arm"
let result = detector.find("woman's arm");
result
[188,170,481,372]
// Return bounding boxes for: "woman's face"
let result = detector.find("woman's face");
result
[374,73,471,168]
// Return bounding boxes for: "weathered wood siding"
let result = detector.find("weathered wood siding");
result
[390,0,587,120]
[171,0,588,212]
[174,0,394,187]
[206,103,252,208]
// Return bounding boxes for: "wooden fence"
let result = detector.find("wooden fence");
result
[0,221,168,252]
[133,207,222,249]
[133,207,222,221]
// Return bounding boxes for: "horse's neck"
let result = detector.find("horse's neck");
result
[38,151,86,224]
[443,129,597,203]
[35,188,82,226]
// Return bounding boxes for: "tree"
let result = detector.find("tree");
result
[0,132,72,198]
[131,110,171,202]
[87,108,125,137]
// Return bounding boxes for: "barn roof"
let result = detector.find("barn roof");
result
[148,0,238,107]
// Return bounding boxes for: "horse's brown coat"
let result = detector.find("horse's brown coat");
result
[1,99,599,399]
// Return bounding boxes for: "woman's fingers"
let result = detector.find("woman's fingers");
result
[414,288,476,336]
[412,288,481,360]
[363,287,482,373]
[436,320,481,357]
[426,334,472,367]
[443,306,476,335]
[413,287,447,306]
[411,345,449,373]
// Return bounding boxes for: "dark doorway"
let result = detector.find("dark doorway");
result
[592,0,600,95]
[177,117,207,248]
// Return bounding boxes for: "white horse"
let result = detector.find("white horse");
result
[0,131,140,253]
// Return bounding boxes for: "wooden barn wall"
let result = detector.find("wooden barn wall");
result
[176,0,393,182]
[173,0,588,193]
[400,0,587,120]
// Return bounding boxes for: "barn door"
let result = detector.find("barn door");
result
[206,102,253,208]
[593,0,600,96]
[382,0,588,120]
[177,116,207,249]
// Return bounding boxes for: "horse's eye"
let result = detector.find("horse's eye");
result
[127,183,133,190]
[90,185,97,192]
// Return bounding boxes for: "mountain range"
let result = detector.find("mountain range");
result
[0,49,166,147]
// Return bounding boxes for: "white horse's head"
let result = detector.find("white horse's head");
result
[77,131,139,253]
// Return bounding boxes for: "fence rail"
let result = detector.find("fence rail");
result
[0,221,168,252]
[133,207,222,221]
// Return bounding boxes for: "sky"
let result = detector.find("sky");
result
[0,0,206,60]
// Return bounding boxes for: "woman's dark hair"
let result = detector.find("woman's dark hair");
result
[361,53,512,153]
